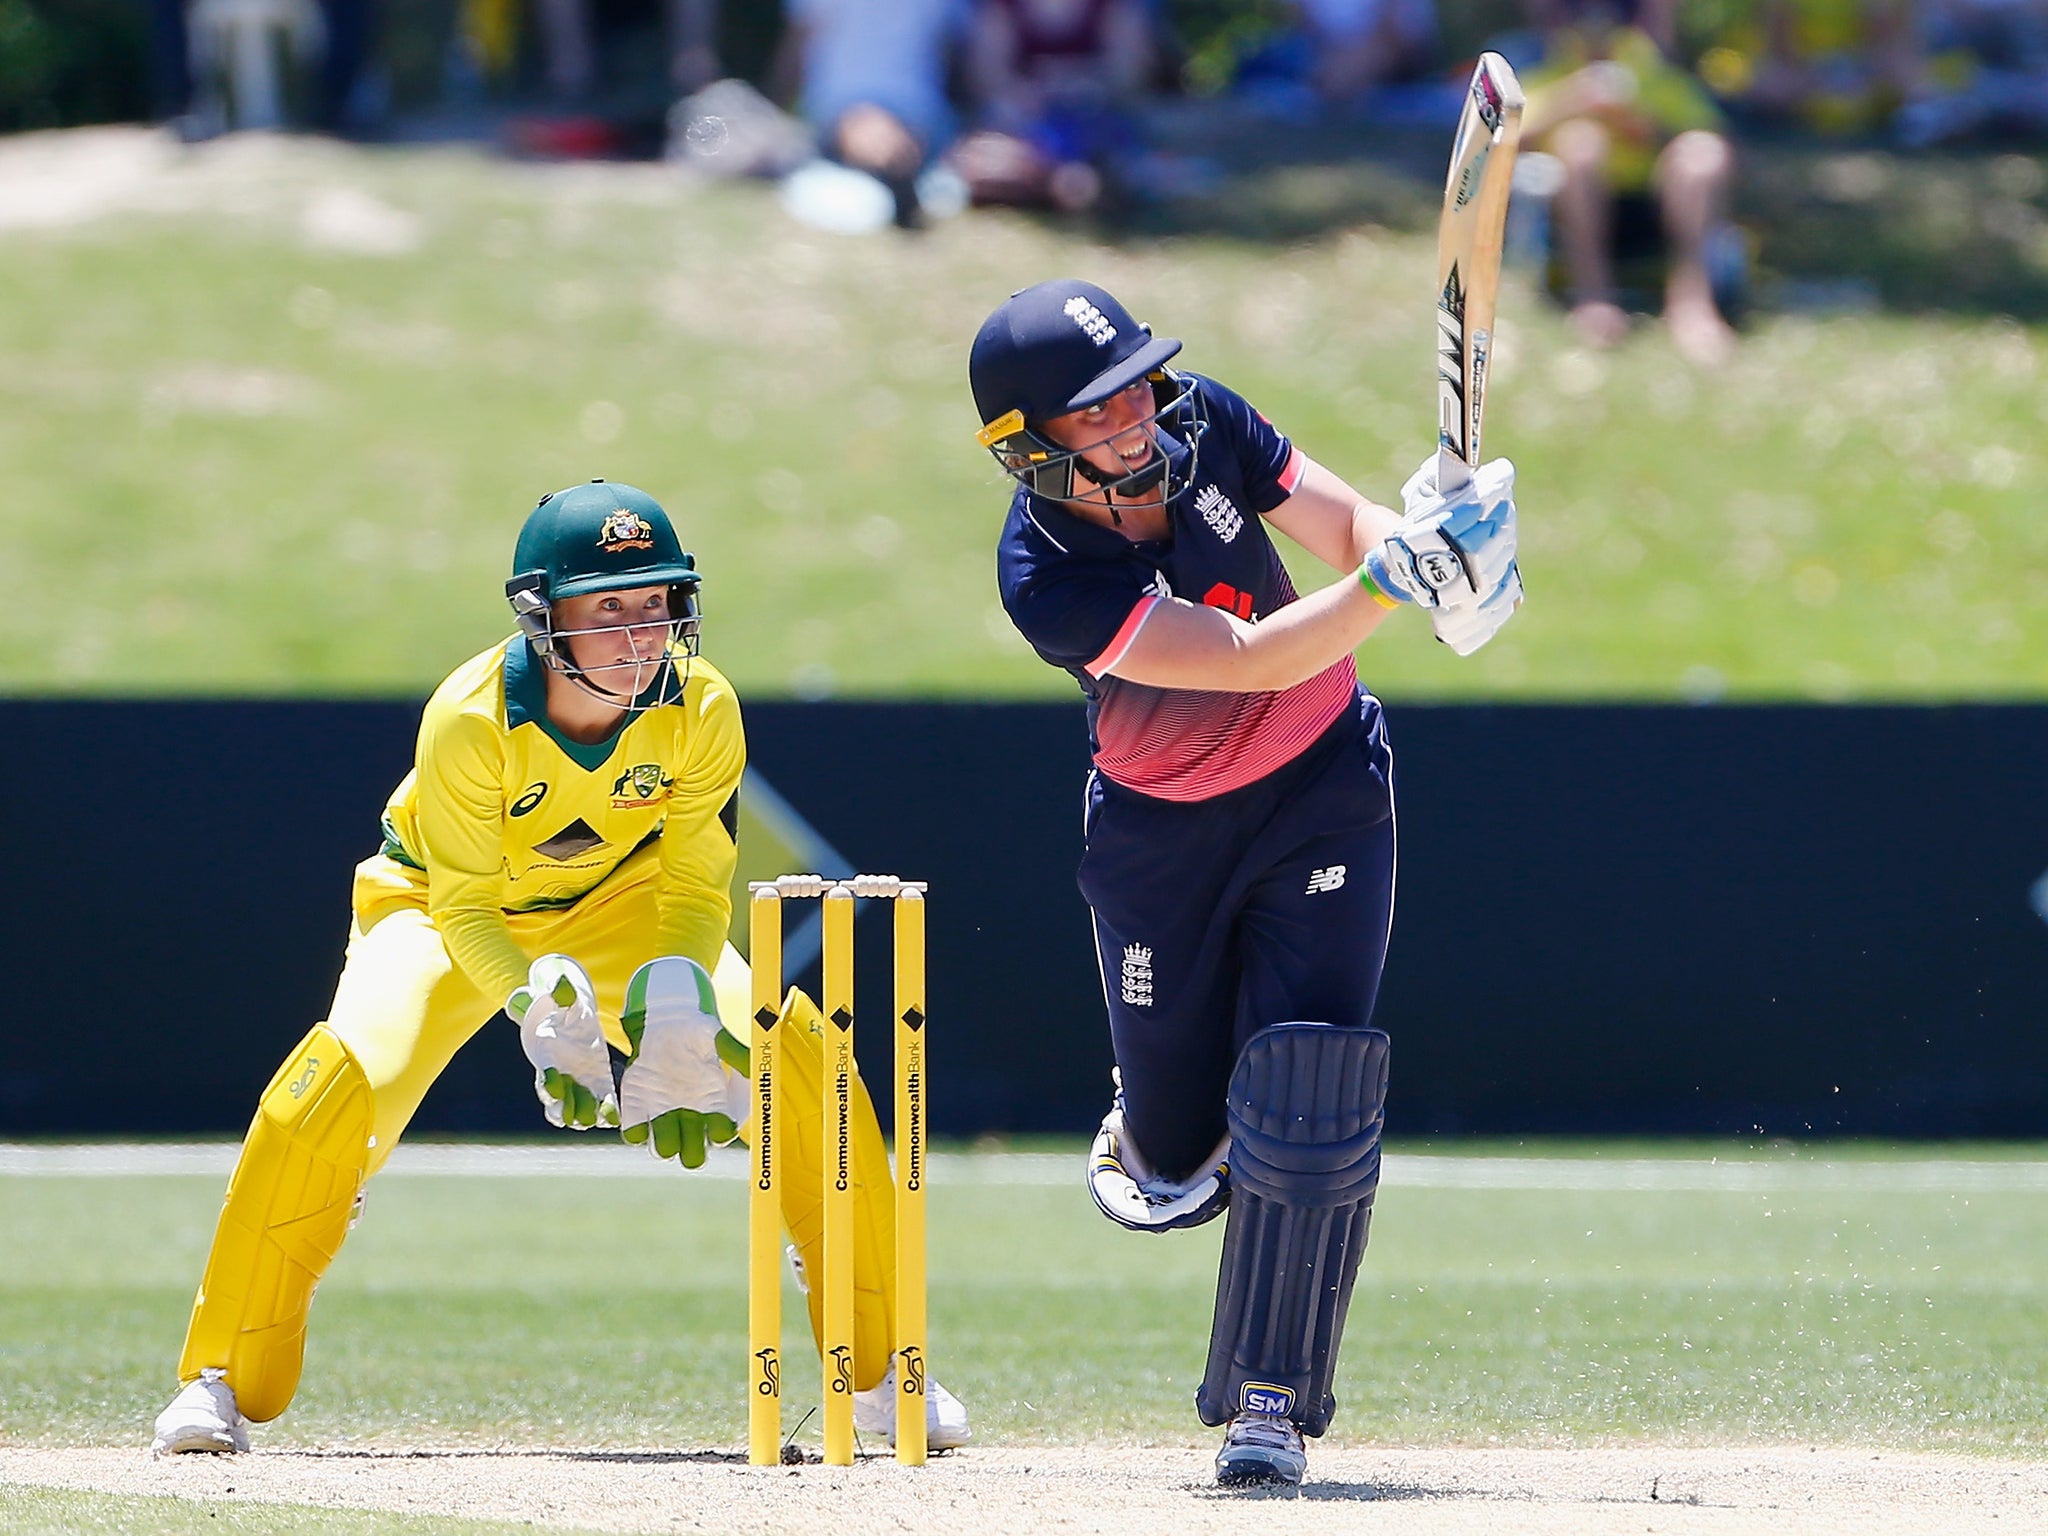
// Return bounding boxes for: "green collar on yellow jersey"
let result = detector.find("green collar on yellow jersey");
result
[502,637,677,772]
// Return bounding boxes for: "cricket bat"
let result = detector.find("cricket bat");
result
[1435,51,1525,498]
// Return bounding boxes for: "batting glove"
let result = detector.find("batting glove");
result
[616,956,751,1169]
[1430,559,1524,656]
[1361,457,1518,612]
[507,954,619,1130]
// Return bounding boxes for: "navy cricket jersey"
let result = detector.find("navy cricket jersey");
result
[996,373,1359,802]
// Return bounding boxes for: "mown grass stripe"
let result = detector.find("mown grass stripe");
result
[7,1143,2048,1193]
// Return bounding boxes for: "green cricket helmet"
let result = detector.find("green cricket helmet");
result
[506,480,703,705]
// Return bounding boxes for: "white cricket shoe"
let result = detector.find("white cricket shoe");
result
[1214,1411,1305,1488]
[853,1366,972,1451]
[152,1369,250,1455]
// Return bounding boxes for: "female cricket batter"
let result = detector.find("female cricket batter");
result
[969,280,1518,1486]
[153,480,966,1455]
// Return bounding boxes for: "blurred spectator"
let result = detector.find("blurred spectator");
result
[774,0,971,224]
[952,0,1158,210]
[531,0,720,100]
[1523,0,1738,365]
[152,0,381,136]
[1528,0,1673,53]
[1692,0,1919,137]
[1897,0,2048,144]
[1236,0,1438,112]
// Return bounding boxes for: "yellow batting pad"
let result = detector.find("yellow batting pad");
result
[177,1025,374,1422]
[768,987,899,1392]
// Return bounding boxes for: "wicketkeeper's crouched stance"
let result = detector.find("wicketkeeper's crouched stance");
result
[970,280,1518,1487]
[153,482,968,1455]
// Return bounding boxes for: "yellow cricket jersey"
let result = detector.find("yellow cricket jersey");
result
[1528,27,1724,193]
[371,636,744,1004]
[1713,0,1874,60]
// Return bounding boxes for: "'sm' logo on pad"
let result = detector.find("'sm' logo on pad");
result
[1240,1382,1296,1417]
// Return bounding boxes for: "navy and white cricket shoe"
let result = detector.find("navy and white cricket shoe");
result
[1214,1411,1306,1488]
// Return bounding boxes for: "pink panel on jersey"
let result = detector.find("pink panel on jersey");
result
[1092,656,1357,802]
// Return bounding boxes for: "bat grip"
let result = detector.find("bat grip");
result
[1435,444,1476,500]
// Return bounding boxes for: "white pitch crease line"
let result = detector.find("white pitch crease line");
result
[5,1144,2048,1193]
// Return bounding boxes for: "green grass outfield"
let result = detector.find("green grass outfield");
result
[4,1140,2046,1463]
[1,130,2045,700]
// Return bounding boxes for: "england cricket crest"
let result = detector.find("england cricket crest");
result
[1434,52,1523,492]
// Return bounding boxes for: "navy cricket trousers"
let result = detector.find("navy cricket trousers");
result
[1077,695,1397,1180]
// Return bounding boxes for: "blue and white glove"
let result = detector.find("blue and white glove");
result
[616,956,751,1169]
[1363,455,1521,655]
[1087,1077,1230,1234]
[1431,558,1523,656]
[507,954,619,1130]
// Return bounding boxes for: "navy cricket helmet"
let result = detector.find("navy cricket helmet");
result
[969,279,1206,508]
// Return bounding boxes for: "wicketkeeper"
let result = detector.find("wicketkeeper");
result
[152,481,968,1455]
[969,280,1519,1486]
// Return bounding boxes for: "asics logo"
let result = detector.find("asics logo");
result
[1305,865,1347,895]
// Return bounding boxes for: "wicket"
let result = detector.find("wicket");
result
[747,874,929,1467]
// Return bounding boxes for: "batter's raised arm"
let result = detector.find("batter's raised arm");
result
[1106,453,1519,690]
[1100,450,1412,694]
[1095,572,1394,693]
[1262,456,1404,573]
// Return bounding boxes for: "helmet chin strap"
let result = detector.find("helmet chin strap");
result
[1072,444,1169,526]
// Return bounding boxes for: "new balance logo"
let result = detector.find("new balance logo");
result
[1064,296,1118,346]
[1305,865,1347,894]
[1120,943,1154,1007]
[1196,484,1242,542]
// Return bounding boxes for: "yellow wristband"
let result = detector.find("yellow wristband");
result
[1358,565,1401,610]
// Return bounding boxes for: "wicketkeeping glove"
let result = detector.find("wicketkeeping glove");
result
[507,954,619,1130]
[616,956,751,1169]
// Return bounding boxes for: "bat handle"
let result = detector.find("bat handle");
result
[1435,444,1476,500]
